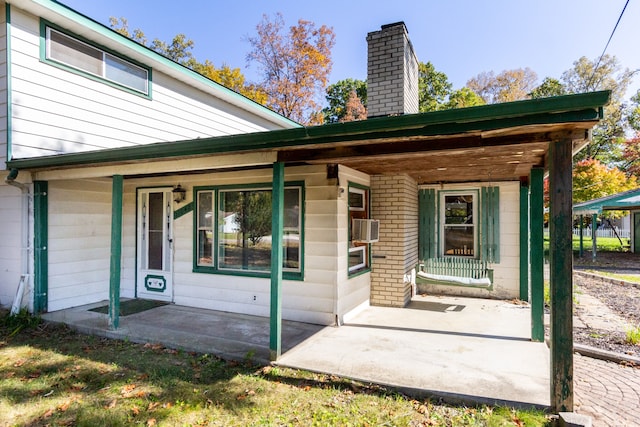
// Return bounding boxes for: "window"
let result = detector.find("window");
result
[45,26,150,95]
[195,184,303,278]
[442,193,476,257]
[348,184,371,274]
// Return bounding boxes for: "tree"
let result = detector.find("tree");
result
[530,77,566,99]
[340,90,367,122]
[467,68,538,104]
[561,55,636,163]
[192,61,267,104]
[418,61,453,112]
[621,135,640,180]
[322,79,367,123]
[247,13,335,125]
[573,159,638,219]
[445,87,485,109]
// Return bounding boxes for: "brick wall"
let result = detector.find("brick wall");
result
[366,22,419,118]
[370,174,418,307]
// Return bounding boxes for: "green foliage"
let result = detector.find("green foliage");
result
[0,309,41,338]
[418,61,453,112]
[530,77,566,99]
[445,87,485,109]
[231,191,272,246]
[625,325,640,345]
[322,78,367,123]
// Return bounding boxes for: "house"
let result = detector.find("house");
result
[0,1,610,412]
[574,188,640,255]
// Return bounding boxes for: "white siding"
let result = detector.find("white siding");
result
[0,179,24,308]
[8,7,288,160]
[0,7,7,169]
[47,179,112,311]
[418,181,521,299]
[335,166,371,319]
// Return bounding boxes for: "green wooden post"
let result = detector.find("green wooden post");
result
[519,180,529,301]
[270,162,284,361]
[591,214,597,261]
[109,175,123,330]
[548,138,574,413]
[579,215,584,258]
[33,181,48,314]
[529,168,544,342]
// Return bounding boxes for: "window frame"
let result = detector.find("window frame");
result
[193,182,304,280]
[438,190,479,258]
[41,21,152,97]
[348,182,372,276]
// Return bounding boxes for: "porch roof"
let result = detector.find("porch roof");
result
[7,91,610,184]
[573,188,640,215]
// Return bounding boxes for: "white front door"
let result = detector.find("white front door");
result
[137,188,173,302]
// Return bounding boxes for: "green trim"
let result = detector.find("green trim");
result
[33,181,48,313]
[5,4,12,162]
[347,182,372,277]
[144,274,166,292]
[270,162,284,361]
[7,91,610,170]
[192,181,304,280]
[573,187,640,215]
[40,19,152,99]
[418,189,436,260]
[530,168,544,342]
[24,0,297,128]
[519,181,529,301]
[109,175,123,329]
[480,186,500,263]
[173,201,193,220]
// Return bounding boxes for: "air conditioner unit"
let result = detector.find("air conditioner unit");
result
[352,218,380,243]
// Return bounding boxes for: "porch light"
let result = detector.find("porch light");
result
[173,185,186,203]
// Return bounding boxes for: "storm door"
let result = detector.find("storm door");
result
[136,188,173,301]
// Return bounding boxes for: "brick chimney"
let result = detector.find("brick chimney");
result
[366,22,419,118]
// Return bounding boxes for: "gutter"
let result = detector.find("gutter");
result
[5,169,31,313]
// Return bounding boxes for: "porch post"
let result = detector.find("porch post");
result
[529,168,544,342]
[579,215,584,258]
[519,179,529,301]
[109,175,123,330]
[33,181,48,314]
[591,214,597,260]
[548,138,574,413]
[270,162,285,361]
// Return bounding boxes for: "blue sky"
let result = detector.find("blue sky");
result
[61,0,640,101]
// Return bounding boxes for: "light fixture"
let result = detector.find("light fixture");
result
[173,184,186,203]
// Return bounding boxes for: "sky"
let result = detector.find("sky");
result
[60,0,640,102]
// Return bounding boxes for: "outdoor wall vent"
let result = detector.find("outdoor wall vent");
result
[352,219,380,243]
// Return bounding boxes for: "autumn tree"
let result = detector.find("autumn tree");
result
[322,79,367,123]
[109,17,266,104]
[467,68,538,104]
[573,159,638,219]
[561,55,635,163]
[621,135,640,180]
[247,13,335,125]
[340,90,367,122]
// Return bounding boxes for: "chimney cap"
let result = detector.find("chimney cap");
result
[380,21,408,32]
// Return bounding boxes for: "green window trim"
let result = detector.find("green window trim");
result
[193,181,305,281]
[348,182,372,277]
[40,19,152,98]
[418,186,500,263]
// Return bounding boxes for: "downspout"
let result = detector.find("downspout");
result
[5,169,32,312]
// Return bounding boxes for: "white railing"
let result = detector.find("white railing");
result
[543,227,630,239]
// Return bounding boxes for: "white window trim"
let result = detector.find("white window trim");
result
[348,246,367,273]
[439,191,478,258]
[348,187,366,212]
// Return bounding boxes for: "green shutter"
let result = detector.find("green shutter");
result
[418,189,436,260]
[481,186,500,263]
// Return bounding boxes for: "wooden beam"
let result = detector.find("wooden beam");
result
[548,138,574,413]
[109,175,123,330]
[530,168,544,342]
[270,162,285,361]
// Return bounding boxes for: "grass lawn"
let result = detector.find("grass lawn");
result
[0,311,550,426]
[543,236,628,254]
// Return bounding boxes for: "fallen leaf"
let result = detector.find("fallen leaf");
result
[163,402,173,408]
[147,402,160,411]
[42,408,54,418]
[131,406,140,416]
[147,418,157,426]
[58,401,71,412]
[105,399,117,409]
[121,384,137,394]
[14,359,26,367]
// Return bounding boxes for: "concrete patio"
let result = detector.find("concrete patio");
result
[42,295,550,409]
